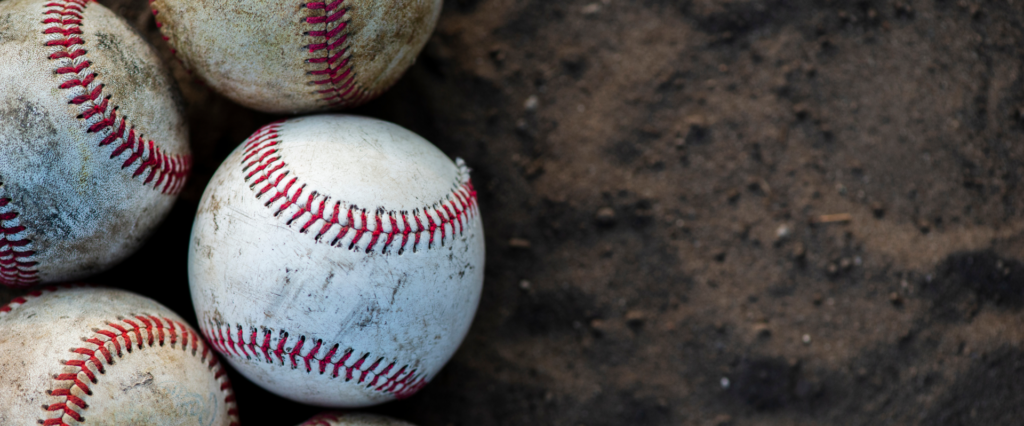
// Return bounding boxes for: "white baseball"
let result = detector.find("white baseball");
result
[150,0,442,114]
[0,285,239,426]
[189,115,484,407]
[0,0,190,288]
[298,412,416,426]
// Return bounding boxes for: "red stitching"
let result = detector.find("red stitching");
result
[202,321,429,400]
[303,0,377,108]
[0,197,39,288]
[0,285,238,426]
[44,0,190,195]
[39,316,239,426]
[239,122,479,255]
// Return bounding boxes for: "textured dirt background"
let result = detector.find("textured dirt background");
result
[7,0,1024,425]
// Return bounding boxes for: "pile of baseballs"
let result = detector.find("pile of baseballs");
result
[0,0,482,425]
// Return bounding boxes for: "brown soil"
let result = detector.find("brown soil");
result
[12,0,1024,424]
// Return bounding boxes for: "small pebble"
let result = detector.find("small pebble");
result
[839,257,852,270]
[523,95,539,111]
[752,322,771,337]
[802,334,812,344]
[719,377,730,389]
[791,242,806,259]
[595,207,616,226]
[713,414,734,426]
[775,224,791,240]
[518,280,531,290]
[889,292,903,305]
[509,238,531,249]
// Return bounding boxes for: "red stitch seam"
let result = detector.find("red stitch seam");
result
[0,197,39,288]
[38,317,239,426]
[303,0,376,108]
[44,0,190,195]
[239,121,479,255]
[202,321,428,400]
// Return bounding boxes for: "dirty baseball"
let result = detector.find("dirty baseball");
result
[0,0,190,288]
[150,0,442,113]
[189,114,485,407]
[0,285,239,425]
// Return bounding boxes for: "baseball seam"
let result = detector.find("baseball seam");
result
[42,316,239,426]
[43,0,191,195]
[1,286,239,426]
[303,0,374,108]
[0,196,39,288]
[202,321,428,399]
[239,121,479,255]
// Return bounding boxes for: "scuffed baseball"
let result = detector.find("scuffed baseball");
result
[150,0,442,114]
[298,412,416,426]
[189,115,485,407]
[0,285,239,425]
[0,0,191,288]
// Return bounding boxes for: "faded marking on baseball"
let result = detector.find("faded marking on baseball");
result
[0,196,38,288]
[44,0,191,195]
[304,0,373,108]
[240,121,479,255]
[203,321,427,399]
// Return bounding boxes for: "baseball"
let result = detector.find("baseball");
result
[0,285,239,425]
[0,0,190,288]
[149,0,442,114]
[189,114,484,407]
[298,412,416,426]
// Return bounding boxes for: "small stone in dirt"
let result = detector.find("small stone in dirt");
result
[791,242,806,259]
[595,207,616,226]
[792,102,811,119]
[726,188,740,203]
[581,3,601,14]
[775,224,791,241]
[509,238,531,249]
[839,257,853,270]
[625,310,646,331]
[523,95,539,112]
[889,292,903,305]
[752,322,771,338]
[826,262,839,275]
[917,218,931,234]
[712,414,734,426]
[802,334,812,344]
[519,280,531,290]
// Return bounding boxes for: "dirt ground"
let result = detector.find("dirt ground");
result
[5,0,1024,425]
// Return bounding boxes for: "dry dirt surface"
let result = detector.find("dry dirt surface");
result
[23,0,1024,424]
